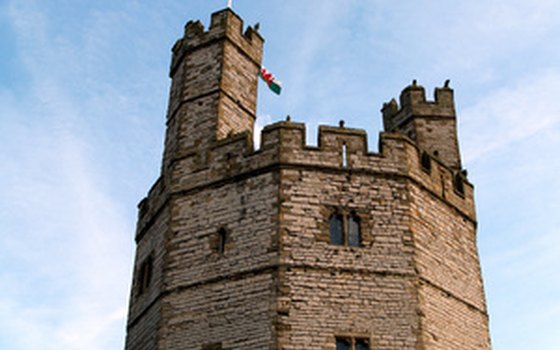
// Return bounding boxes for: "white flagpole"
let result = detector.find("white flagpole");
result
[227,0,232,9]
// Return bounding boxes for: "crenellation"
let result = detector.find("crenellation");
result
[317,125,368,154]
[165,119,472,221]
[399,82,427,110]
[172,9,263,70]
[185,20,204,38]
[383,81,462,172]
[383,83,456,135]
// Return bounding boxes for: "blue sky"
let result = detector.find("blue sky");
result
[1,1,559,349]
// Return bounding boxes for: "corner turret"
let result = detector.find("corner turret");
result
[382,81,461,171]
[163,9,263,172]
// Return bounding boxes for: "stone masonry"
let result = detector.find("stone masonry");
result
[124,8,492,350]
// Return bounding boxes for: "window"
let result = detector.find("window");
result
[329,212,361,247]
[453,172,465,196]
[337,338,351,350]
[202,342,222,350]
[355,338,370,350]
[420,151,431,174]
[342,143,348,168]
[347,214,361,247]
[218,227,228,255]
[137,255,153,296]
[336,337,370,350]
[330,214,344,245]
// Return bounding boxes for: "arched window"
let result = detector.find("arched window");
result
[329,214,344,245]
[347,213,361,247]
[420,151,431,174]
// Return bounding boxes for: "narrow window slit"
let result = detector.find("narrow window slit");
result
[342,143,348,168]
[218,228,227,255]
[137,255,153,296]
[453,173,465,196]
[421,151,431,174]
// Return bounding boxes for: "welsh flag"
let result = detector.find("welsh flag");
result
[259,67,282,95]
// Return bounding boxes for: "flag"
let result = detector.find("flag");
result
[259,67,282,95]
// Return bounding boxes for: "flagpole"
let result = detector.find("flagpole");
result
[227,0,232,9]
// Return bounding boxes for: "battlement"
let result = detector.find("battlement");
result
[381,81,462,171]
[170,9,263,76]
[154,118,475,236]
[382,81,455,131]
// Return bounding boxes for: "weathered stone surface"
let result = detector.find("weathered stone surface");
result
[124,8,491,350]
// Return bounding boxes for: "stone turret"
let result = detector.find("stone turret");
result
[382,80,462,171]
[162,8,263,172]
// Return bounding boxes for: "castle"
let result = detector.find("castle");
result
[124,9,492,350]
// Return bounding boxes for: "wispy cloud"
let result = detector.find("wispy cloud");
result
[0,1,149,348]
[460,70,560,163]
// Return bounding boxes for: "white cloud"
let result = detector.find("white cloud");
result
[460,70,560,163]
[0,105,133,350]
[0,118,132,349]
[0,1,139,349]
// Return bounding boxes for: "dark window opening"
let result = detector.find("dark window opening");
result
[336,337,369,350]
[329,211,362,247]
[137,255,153,296]
[347,214,361,247]
[453,172,465,196]
[336,337,351,350]
[420,151,431,174]
[356,338,370,350]
[329,214,344,245]
[218,227,227,255]
[202,342,222,350]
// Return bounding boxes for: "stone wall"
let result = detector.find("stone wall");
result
[277,167,419,349]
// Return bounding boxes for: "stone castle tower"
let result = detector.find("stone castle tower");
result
[124,9,491,350]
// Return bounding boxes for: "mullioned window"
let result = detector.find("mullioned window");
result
[329,212,361,247]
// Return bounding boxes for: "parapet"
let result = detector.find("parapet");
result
[382,81,455,132]
[170,9,263,76]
